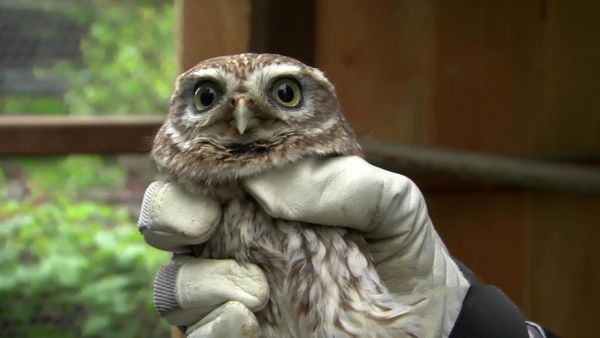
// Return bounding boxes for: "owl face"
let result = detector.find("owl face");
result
[153,53,361,187]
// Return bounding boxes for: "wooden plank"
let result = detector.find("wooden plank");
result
[0,115,164,155]
[315,0,600,159]
[176,0,252,72]
[530,194,600,338]
[426,192,533,311]
[314,0,435,145]
[430,0,544,156]
[0,115,164,126]
[249,0,315,65]
[537,0,600,158]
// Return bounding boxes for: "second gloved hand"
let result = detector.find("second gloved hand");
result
[138,182,269,336]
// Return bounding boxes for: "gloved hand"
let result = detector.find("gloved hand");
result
[139,156,471,337]
[138,181,268,337]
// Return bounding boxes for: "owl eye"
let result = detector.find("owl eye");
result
[271,78,301,108]
[193,82,221,111]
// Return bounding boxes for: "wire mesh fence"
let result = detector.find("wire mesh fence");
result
[0,1,174,336]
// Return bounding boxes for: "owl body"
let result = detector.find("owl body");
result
[198,193,413,338]
[152,54,417,337]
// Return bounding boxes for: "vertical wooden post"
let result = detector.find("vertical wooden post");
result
[176,0,252,72]
[249,0,316,66]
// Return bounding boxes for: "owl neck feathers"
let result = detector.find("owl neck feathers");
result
[152,122,362,200]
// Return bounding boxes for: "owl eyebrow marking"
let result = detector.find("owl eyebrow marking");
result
[189,67,238,92]
[305,68,329,85]
[189,67,222,79]
[244,63,303,98]
[252,63,303,80]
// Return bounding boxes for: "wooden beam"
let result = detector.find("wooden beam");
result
[176,0,252,72]
[0,115,164,155]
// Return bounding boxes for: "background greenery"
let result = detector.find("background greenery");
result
[2,0,176,116]
[0,0,175,336]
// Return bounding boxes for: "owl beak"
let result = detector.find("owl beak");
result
[232,98,254,135]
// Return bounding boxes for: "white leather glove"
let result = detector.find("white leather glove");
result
[244,156,470,337]
[139,157,471,337]
[138,182,268,337]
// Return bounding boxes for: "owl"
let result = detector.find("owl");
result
[152,53,417,337]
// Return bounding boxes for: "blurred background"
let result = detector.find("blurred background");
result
[0,0,598,337]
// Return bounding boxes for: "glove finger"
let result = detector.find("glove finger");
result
[154,256,269,327]
[186,301,260,338]
[138,181,221,252]
[243,156,387,231]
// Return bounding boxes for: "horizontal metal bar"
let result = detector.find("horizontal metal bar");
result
[362,139,600,195]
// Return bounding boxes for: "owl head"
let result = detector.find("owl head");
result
[152,53,362,190]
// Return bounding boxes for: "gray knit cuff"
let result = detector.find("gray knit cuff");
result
[138,181,162,233]
[153,261,181,316]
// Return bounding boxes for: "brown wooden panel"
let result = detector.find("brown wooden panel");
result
[537,0,600,158]
[316,0,600,159]
[0,115,164,155]
[430,0,544,155]
[530,194,600,338]
[426,192,532,310]
[315,0,435,145]
[177,0,251,72]
[249,0,315,66]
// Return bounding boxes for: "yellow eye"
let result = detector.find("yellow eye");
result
[194,82,220,111]
[271,78,302,108]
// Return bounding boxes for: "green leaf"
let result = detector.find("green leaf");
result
[82,315,111,337]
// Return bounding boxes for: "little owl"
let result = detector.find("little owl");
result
[152,53,417,337]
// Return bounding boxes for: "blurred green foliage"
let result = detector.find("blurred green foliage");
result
[16,156,125,194]
[51,1,176,115]
[0,153,170,337]
[0,0,176,336]
[2,0,176,115]
[2,96,67,115]
[0,198,170,337]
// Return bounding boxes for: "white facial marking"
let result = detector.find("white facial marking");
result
[190,67,238,94]
[307,117,337,134]
[306,67,329,84]
[166,122,193,151]
[245,64,302,99]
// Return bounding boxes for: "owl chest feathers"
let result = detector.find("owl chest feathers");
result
[199,196,417,338]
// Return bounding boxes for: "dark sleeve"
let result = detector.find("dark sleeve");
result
[449,285,530,338]
[452,257,479,285]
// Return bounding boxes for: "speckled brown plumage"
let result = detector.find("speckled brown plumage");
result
[152,53,418,337]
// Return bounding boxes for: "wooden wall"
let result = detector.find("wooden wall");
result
[177,1,600,336]
[316,0,600,158]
